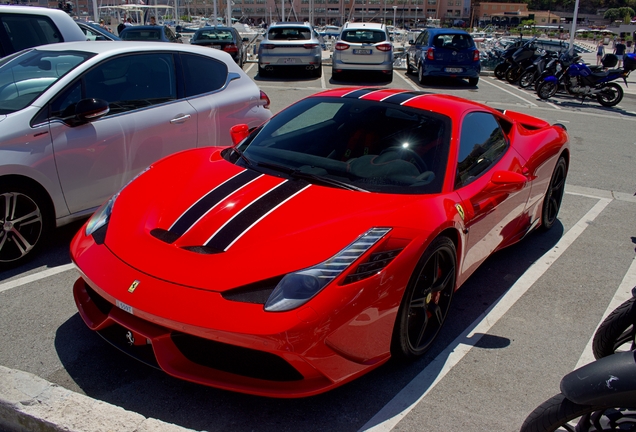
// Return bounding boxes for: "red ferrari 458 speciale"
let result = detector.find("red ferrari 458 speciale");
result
[72,88,569,398]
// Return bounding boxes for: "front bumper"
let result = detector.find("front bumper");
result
[71,230,406,397]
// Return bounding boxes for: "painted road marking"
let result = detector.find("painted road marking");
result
[0,264,76,294]
[360,197,612,432]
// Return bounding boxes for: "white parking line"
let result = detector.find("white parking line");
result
[0,264,76,294]
[395,70,421,91]
[360,196,612,432]
[574,255,636,370]
[481,77,538,107]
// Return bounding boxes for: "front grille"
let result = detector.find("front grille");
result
[171,332,303,382]
[221,276,282,304]
[97,324,160,369]
[85,283,113,315]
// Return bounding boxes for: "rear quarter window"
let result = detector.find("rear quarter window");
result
[180,53,228,96]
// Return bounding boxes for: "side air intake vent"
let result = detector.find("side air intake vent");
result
[343,248,402,284]
[150,228,180,244]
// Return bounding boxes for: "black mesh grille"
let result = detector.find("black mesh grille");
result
[221,276,282,304]
[150,228,180,244]
[85,283,113,315]
[171,332,303,382]
[343,248,402,284]
[181,245,224,254]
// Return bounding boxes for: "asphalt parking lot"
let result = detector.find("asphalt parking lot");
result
[1,63,636,432]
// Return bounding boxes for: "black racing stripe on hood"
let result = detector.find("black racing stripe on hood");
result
[382,91,426,105]
[342,88,382,99]
[169,169,261,236]
[205,180,310,251]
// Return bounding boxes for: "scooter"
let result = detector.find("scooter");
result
[504,37,539,84]
[518,50,559,89]
[520,287,636,432]
[493,39,525,80]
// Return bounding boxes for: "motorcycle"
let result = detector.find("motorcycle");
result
[493,39,525,80]
[536,52,636,107]
[520,287,636,431]
[504,37,539,84]
[518,49,559,89]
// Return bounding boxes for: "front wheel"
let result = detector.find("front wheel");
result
[592,295,636,359]
[392,236,456,359]
[313,64,322,78]
[418,63,427,85]
[0,181,51,268]
[537,80,558,100]
[540,156,567,231]
[596,82,623,107]
[520,393,636,432]
[494,62,508,80]
[518,70,536,88]
[505,66,523,83]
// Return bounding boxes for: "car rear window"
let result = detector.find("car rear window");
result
[121,29,161,40]
[268,27,311,40]
[0,13,64,54]
[432,33,473,50]
[341,30,386,43]
[194,30,234,41]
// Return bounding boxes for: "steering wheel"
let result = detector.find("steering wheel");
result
[379,147,428,173]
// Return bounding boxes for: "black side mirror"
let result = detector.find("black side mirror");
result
[75,98,109,124]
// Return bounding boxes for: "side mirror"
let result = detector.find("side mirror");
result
[230,124,250,146]
[489,170,527,191]
[409,40,415,45]
[75,98,109,123]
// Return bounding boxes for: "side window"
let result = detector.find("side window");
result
[455,112,508,189]
[164,26,176,41]
[415,31,426,45]
[49,80,81,119]
[0,14,63,53]
[180,53,228,97]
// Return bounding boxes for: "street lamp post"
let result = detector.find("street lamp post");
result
[393,5,397,27]
[415,6,418,28]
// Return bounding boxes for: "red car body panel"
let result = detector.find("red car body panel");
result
[71,88,569,397]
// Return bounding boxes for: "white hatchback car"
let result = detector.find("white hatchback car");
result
[0,5,87,58]
[331,22,393,82]
[0,41,272,267]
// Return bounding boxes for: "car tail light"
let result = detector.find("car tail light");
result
[426,47,435,60]
[304,43,318,49]
[376,43,392,52]
[261,43,275,49]
[473,49,480,61]
[335,42,349,51]
[260,90,270,109]
[223,44,239,53]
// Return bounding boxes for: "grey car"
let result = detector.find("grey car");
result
[258,22,323,77]
[331,22,393,82]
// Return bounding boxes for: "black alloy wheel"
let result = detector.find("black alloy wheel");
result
[540,156,567,231]
[537,80,558,100]
[518,70,536,88]
[392,236,456,359]
[505,66,523,83]
[596,82,623,107]
[0,183,49,267]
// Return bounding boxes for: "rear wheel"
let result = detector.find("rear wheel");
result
[505,66,523,83]
[540,156,567,231]
[0,181,52,268]
[392,236,456,359]
[537,80,558,100]
[258,65,269,77]
[596,82,623,107]
[313,64,322,78]
[406,55,415,74]
[468,77,479,86]
[494,62,508,80]
[418,63,427,85]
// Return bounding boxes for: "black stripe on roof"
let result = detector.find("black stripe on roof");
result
[341,88,381,99]
[169,170,260,236]
[205,180,308,251]
[381,91,426,105]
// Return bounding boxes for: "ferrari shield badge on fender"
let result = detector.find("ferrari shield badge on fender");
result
[128,280,140,293]
[455,204,465,221]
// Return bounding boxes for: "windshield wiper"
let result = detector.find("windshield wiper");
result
[256,161,368,192]
[232,146,253,166]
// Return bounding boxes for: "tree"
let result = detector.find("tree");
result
[603,7,634,21]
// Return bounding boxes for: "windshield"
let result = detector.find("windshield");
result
[232,97,450,194]
[0,49,94,115]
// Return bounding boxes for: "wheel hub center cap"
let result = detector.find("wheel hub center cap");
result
[3,221,13,231]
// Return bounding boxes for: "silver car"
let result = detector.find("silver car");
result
[331,22,393,82]
[0,41,272,267]
[258,22,323,77]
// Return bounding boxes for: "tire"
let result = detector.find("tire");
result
[468,76,479,86]
[258,65,269,77]
[331,71,341,81]
[0,180,51,268]
[313,64,322,78]
[592,296,636,359]
[519,70,536,88]
[537,80,558,100]
[418,63,426,85]
[406,55,414,74]
[540,156,567,231]
[392,236,456,359]
[596,82,623,107]
[494,62,508,80]
[505,66,522,83]
[520,393,636,432]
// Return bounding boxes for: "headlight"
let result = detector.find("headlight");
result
[264,227,391,312]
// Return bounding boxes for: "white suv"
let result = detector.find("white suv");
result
[331,22,393,82]
[0,6,87,58]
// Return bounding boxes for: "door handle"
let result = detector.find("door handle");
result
[170,114,191,124]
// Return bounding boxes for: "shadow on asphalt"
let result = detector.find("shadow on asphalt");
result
[53,221,564,432]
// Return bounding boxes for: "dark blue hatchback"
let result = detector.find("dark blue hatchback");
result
[406,28,480,86]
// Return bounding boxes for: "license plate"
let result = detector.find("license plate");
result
[116,299,133,315]
[211,44,221,50]
[282,58,297,64]
[445,67,463,73]
[353,49,372,55]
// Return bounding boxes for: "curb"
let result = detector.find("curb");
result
[0,365,197,432]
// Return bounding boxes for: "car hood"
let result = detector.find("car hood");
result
[105,148,428,291]
[0,115,5,123]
